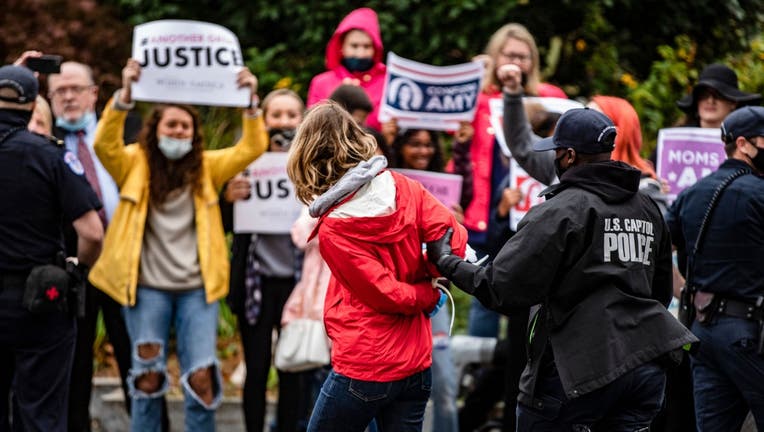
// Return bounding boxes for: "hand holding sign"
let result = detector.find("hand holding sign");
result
[381,118,399,147]
[497,187,523,218]
[236,68,258,95]
[223,172,252,203]
[131,20,250,107]
[236,68,259,115]
[454,121,474,144]
[120,58,141,105]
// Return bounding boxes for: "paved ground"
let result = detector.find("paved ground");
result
[90,377,434,432]
[90,377,757,432]
[91,377,250,432]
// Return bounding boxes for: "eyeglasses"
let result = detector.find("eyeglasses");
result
[49,85,94,99]
[500,51,531,63]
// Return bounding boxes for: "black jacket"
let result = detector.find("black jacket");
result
[439,160,697,405]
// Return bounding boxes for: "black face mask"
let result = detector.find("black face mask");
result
[749,145,764,173]
[554,152,569,178]
[268,128,296,151]
[341,57,374,73]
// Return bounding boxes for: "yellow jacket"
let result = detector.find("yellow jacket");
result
[89,100,267,306]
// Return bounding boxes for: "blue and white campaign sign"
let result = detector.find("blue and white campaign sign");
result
[131,20,250,107]
[379,52,484,131]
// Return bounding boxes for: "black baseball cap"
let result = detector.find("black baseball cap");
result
[533,108,617,154]
[721,106,764,143]
[0,65,39,104]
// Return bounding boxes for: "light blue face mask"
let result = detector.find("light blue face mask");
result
[157,135,193,160]
[56,111,96,132]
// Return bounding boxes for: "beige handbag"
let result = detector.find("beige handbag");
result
[274,318,331,372]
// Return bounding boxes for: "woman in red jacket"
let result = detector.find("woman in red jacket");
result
[286,101,467,432]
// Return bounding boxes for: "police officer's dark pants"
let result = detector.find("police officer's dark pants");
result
[68,282,170,432]
[0,274,75,432]
[516,360,665,432]
[691,316,764,431]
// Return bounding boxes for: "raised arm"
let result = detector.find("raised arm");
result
[498,64,556,185]
[205,68,268,189]
[93,58,142,186]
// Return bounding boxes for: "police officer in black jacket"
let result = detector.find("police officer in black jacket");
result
[428,108,697,431]
[666,106,764,431]
[0,65,103,431]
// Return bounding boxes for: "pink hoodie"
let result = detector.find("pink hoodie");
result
[307,8,387,131]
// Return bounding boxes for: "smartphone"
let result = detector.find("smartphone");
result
[26,55,63,74]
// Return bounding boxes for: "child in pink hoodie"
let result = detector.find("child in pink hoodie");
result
[307,7,387,132]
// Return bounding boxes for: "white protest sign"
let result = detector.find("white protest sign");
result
[656,128,726,202]
[379,52,484,131]
[490,97,583,157]
[234,153,302,234]
[508,159,549,231]
[132,20,250,107]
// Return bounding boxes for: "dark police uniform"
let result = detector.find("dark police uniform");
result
[0,108,100,432]
[666,158,764,431]
[431,109,697,431]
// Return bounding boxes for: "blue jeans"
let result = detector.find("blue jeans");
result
[517,360,665,431]
[431,306,458,432]
[307,368,431,432]
[691,316,764,431]
[124,287,222,432]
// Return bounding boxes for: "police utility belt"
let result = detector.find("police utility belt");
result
[21,253,87,318]
[694,292,764,323]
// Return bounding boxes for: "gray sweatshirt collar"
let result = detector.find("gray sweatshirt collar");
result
[308,155,388,218]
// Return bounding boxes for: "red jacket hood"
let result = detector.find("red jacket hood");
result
[325,7,384,69]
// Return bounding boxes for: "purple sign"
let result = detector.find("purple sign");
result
[656,128,726,202]
[393,169,463,210]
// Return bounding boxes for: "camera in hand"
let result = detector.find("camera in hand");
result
[26,55,62,74]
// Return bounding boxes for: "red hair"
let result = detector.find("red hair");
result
[591,96,656,179]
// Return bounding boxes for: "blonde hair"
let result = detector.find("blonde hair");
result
[484,23,541,95]
[287,101,377,204]
[30,95,53,135]
[261,88,305,117]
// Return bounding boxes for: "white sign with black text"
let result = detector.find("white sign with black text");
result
[234,153,302,234]
[131,20,250,107]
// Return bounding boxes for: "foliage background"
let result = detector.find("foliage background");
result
[2,0,762,152]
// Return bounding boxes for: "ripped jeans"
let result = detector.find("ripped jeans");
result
[124,286,222,432]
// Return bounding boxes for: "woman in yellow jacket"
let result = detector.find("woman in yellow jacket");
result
[89,58,267,432]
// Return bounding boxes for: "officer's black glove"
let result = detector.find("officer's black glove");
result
[427,227,455,270]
